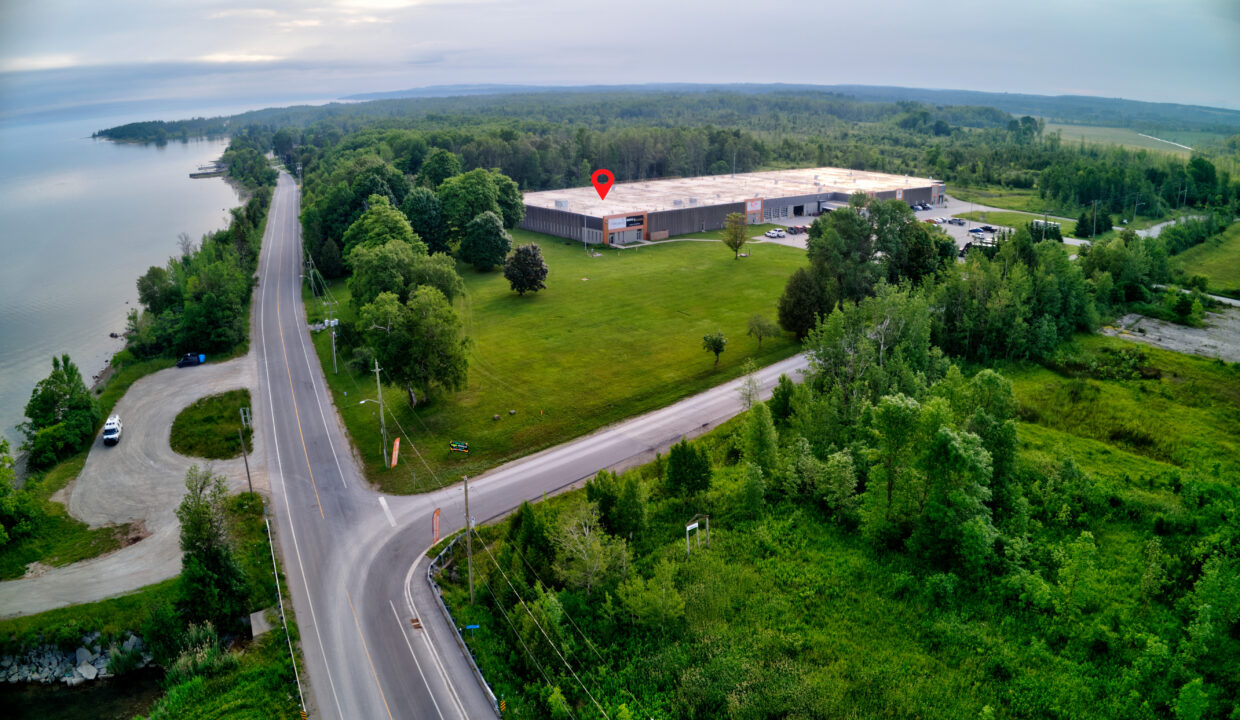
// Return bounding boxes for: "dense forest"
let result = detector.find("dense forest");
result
[99,91,1240,227]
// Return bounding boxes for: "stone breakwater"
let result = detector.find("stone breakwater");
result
[2,631,152,686]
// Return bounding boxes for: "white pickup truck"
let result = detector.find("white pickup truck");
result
[102,415,123,446]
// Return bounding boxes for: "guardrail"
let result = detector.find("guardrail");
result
[426,534,501,716]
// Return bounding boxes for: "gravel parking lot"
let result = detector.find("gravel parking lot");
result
[0,353,264,617]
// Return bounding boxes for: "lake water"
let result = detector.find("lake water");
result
[0,114,241,451]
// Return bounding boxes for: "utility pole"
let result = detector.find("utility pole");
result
[239,407,252,494]
[463,475,474,605]
[374,359,388,468]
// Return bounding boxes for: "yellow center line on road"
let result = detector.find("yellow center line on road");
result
[347,589,396,720]
[273,181,325,519]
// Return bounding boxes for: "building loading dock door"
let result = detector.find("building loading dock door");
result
[793,205,805,216]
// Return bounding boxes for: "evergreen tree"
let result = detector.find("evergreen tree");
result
[666,438,711,496]
[742,402,779,474]
[21,354,100,468]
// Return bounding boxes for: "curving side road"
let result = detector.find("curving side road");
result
[253,169,812,719]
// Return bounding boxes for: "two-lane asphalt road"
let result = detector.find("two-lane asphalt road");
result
[255,170,810,718]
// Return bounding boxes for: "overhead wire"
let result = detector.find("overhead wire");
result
[474,529,612,720]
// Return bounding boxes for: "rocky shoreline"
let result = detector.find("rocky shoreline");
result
[2,632,152,686]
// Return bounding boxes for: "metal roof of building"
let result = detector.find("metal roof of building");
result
[523,166,940,217]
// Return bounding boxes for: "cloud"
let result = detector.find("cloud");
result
[333,0,421,9]
[279,19,323,28]
[0,54,80,72]
[197,53,283,63]
[208,8,279,19]
[343,15,391,24]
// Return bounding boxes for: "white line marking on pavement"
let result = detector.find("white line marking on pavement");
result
[388,600,446,720]
[379,497,396,528]
[260,176,344,719]
[406,552,469,719]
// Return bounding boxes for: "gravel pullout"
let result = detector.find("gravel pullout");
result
[0,352,267,618]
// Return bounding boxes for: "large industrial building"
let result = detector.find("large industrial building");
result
[520,167,945,245]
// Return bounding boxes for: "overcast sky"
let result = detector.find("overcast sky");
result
[2,0,1238,120]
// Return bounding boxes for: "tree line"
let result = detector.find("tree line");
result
[127,131,276,359]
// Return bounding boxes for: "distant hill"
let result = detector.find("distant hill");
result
[344,83,1240,134]
[820,85,1240,134]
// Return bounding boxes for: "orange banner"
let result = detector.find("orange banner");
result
[391,437,400,468]
[432,508,441,543]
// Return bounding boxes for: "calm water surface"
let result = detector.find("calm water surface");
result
[0,116,240,450]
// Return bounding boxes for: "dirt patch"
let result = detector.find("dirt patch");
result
[1100,309,1240,363]
[119,520,150,548]
[22,562,52,579]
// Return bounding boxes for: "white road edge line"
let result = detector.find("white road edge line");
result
[260,176,344,719]
[406,550,470,719]
[378,497,396,528]
[291,249,351,489]
[388,600,447,720]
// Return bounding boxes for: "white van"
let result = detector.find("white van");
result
[102,415,123,446]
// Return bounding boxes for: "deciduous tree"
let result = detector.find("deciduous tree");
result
[460,211,512,272]
[702,331,727,367]
[341,195,425,260]
[418,148,461,189]
[721,212,748,258]
[439,169,501,241]
[552,502,626,597]
[176,465,247,629]
[400,187,450,254]
[747,314,780,349]
[504,243,549,295]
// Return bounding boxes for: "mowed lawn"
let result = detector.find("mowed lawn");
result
[1044,123,1197,157]
[956,210,1077,236]
[1174,220,1240,297]
[306,230,807,493]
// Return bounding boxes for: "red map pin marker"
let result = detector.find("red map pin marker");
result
[591,169,614,200]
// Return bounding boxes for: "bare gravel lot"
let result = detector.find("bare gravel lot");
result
[1100,308,1240,363]
[0,353,264,617]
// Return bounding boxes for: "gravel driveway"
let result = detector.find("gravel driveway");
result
[0,353,266,617]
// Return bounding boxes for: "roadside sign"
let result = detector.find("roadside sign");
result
[432,508,441,544]
[465,624,480,630]
[449,440,469,453]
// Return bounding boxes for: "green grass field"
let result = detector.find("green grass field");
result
[956,210,1077,237]
[1000,334,1240,479]
[169,389,253,459]
[304,231,806,493]
[947,186,1054,214]
[1045,123,1199,156]
[1174,221,1240,297]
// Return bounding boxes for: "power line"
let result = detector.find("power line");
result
[500,525,654,719]
[474,566,575,720]
[474,529,612,720]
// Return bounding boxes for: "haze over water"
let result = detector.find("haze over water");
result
[0,112,240,452]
